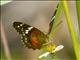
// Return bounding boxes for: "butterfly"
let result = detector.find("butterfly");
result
[13,21,64,59]
[13,22,48,50]
[13,3,63,51]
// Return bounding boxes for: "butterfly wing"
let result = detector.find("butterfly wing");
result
[13,22,48,50]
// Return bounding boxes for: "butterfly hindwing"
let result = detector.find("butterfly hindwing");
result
[13,22,48,50]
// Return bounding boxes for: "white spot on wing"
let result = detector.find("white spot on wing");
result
[25,40,27,43]
[28,27,33,30]
[21,40,23,42]
[21,28,23,31]
[25,38,27,40]
[17,26,20,28]
[25,30,29,34]
[21,36,23,39]
[25,27,33,34]
[22,41,25,45]
[23,33,25,36]
[20,24,23,26]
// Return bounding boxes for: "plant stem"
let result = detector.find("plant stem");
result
[49,2,62,38]
[61,1,80,60]
[75,0,80,31]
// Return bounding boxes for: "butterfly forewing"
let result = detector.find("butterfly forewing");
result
[13,22,48,50]
[13,22,30,34]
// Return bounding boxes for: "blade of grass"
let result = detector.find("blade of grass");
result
[75,1,80,31]
[49,2,62,38]
[61,1,80,60]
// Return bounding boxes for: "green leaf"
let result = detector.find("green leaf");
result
[61,1,80,60]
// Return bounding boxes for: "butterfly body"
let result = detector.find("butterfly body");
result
[13,22,48,50]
